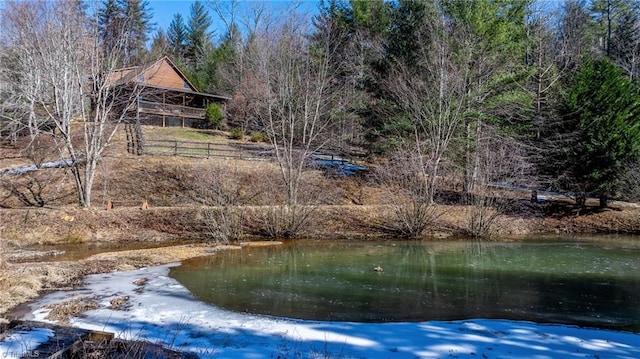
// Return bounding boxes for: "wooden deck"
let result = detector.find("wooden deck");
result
[137,100,205,120]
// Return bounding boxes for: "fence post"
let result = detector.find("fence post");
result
[174,140,178,156]
[207,143,211,158]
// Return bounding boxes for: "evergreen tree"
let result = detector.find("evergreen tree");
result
[119,0,153,64]
[438,0,531,193]
[359,0,422,153]
[547,58,640,205]
[167,13,188,60]
[98,0,124,55]
[150,28,169,58]
[386,0,435,68]
[591,0,630,57]
[214,22,242,93]
[186,0,213,67]
[311,0,350,65]
[97,0,153,65]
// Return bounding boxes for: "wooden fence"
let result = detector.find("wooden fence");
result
[142,139,273,159]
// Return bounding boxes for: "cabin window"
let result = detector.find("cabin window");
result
[183,82,190,89]
[139,75,145,82]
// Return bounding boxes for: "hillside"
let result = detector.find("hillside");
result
[1,126,640,245]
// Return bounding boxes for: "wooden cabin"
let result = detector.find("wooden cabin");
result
[108,56,230,128]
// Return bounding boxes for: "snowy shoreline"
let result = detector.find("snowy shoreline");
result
[5,263,640,359]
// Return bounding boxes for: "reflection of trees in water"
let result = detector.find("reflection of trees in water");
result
[392,241,512,313]
[463,241,502,268]
[171,240,640,328]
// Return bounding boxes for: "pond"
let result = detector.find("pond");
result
[169,237,640,332]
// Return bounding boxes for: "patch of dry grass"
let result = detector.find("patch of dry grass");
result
[84,244,241,264]
[44,296,99,324]
[143,126,231,143]
[109,296,130,310]
[0,272,41,305]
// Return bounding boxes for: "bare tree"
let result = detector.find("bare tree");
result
[0,134,74,208]
[462,126,533,239]
[373,146,445,238]
[386,13,467,206]
[0,0,142,207]
[209,0,240,38]
[234,10,339,238]
[0,4,49,144]
[557,0,598,73]
[191,162,253,243]
[527,4,565,139]
[213,0,281,134]
[366,8,466,238]
[0,168,72,208]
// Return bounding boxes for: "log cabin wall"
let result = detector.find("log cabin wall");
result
[115,56,230,128]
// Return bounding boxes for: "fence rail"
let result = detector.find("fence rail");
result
[143,139,273,159]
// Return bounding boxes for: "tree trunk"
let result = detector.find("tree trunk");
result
[70,164,87,207]
[599,193,608,208]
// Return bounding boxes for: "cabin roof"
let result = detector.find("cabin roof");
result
[107,56,230,101]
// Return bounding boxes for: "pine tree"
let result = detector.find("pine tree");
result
[98,0,153,65]
[150,28,169,58]
[119,0,153,65]
[386,0,435,68]
[441,0,531,193]
[186,1,213,67]
[547,58,640,206]
[98,0,124,56]
[167,13,188,60]
[591,0,630,57]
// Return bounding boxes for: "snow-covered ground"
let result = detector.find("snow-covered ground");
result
[9,263,640,359]
[0,327,53,358]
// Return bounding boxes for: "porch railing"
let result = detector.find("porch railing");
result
[137,100,205,119]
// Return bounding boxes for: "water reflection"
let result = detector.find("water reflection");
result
[170,238,640,331]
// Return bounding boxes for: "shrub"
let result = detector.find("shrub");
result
[205,103,224,130]
[202,207,245,243]
[255,204,314,239]
[229,127,244,140]
[249,132,265,142]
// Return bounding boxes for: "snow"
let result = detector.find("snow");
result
[0,327,53,358]
[17,263,640,359]
[0,158,74,177]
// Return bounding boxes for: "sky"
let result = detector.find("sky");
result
[148,0,320,42]
[5,263,640,359]
[149,0,205,32]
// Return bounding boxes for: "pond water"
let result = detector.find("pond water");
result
[169,238,640,332]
